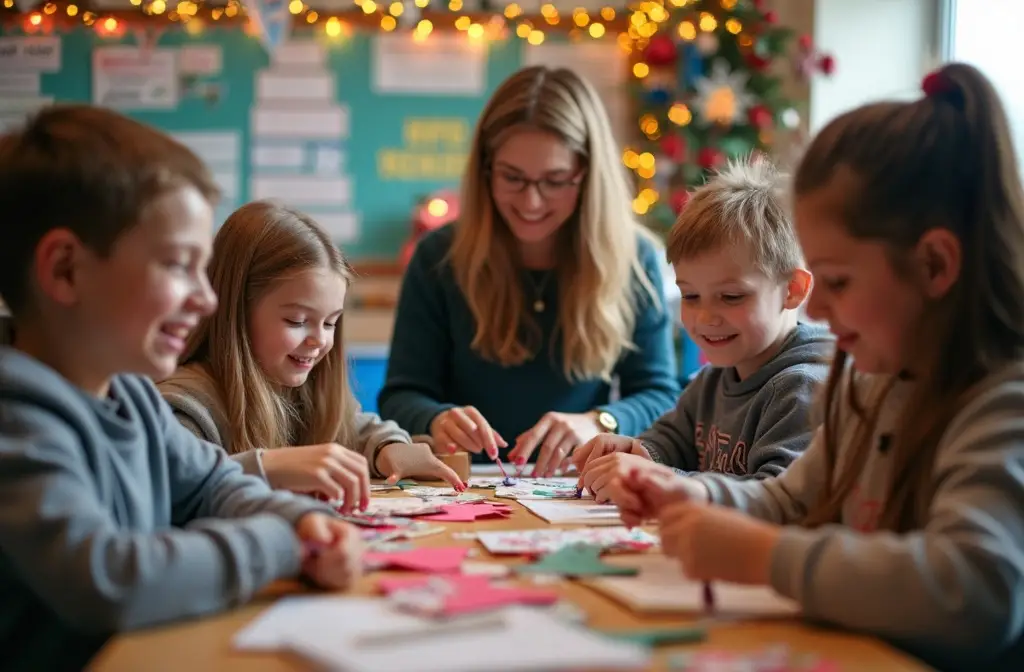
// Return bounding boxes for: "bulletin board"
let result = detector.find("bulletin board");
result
[0,26,630,261]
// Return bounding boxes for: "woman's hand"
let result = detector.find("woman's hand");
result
[508,412,603,477]
[260,444,371,514]
[295,513,364,590]
[430,406,507,459]
[658,502,780,585]
[376,442,466,490]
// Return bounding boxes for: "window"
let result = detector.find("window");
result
[945,0,1024,165]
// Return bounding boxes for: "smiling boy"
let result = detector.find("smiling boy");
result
[574,157,833,503]
[0,105,362,669]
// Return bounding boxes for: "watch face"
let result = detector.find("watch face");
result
[599,412,617,431]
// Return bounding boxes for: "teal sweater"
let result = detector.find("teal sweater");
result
[378,225,680,459]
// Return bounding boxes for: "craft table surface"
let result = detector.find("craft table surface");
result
[88,483,932,672]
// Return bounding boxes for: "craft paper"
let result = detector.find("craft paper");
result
[475,527,657,555]
[520,499,623,526]
[585,554,801,617]
[419,501,512,523]
[378,574,559,617]
[494,483,589,500]
[668,646,840,672]
[516,543,640,578]
[362,498,443,517]
[599,626,707,647]
[283,604,651,672]
[364,546,470,573]
[468,476,579,489]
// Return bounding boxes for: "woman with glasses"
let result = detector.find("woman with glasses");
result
[378,66,680,477]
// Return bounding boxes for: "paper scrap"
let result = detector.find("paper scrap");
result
[380,574,558,617]
[364,546,470,573]
[516,543,640,578]
[519,499,623,526]
[586,554,801,617]
[475,527,657,555]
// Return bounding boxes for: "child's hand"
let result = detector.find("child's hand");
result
[295,513,364,590]
[580,453,659,505]
[376,442,467,490]
[572,435,649,474]
[618,466,709,528]
[261,444,371,513]
[658,501,779,585]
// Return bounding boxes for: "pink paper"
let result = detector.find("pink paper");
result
[363,546,470,573]
[378,574,559,616]
[419,502,513,523]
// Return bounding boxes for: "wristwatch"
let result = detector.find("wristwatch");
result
[595,410,619,434]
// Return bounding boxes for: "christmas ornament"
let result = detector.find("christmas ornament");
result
[669,189,691,215]
[642,34,678,67]
[697,147,725,170]
[659,134,686,162]
[747,104,773,130]
[693,60,755,126]
[780,108,801,130]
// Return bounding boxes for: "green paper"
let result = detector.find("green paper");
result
[515,543,639,578]
[598,627,707,647]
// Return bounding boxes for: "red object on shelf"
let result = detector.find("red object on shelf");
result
[400,189,461,268]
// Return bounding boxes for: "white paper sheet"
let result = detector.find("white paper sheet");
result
[283,604,651,672]
[251,144,306,169]
[179,45,222,75]
[92,47,178,110]
[0,73,40,95]
[250,175,351,206]
[251,105,349,139]
[587,554,801,617]
[0,36,61,72]
[315,211,360,242]
[372,33,485,96]
[519,499,623,526]
[272,40,326,67]
[313,145,343,173]
[257,71,334,101]
[170,131,240,168]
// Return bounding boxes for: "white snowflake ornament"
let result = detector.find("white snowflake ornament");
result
[692,59,756,126]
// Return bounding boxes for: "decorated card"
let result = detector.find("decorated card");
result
[494,483,590,500]
[363,498,444,517]
[475,527,657,555]
[468,476,579,489]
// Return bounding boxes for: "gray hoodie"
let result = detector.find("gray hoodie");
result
[641,322,833,478]
[694,363,1024,671]
[0,347,328,670]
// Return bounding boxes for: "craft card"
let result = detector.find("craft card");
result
[418,501,513,523]
[519,499,623,526]
[668,646,840,672]
[586,554,801,617]
[494,483,591,500]
[516,543,640,578]
[475,527,658,555]
[364,546,470,573]
[362,498,444,517]
[283,604,651,672]
[468,476,579,489]
[378,574,560,617]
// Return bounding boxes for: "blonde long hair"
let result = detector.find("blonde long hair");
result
[799,63,1024,532]
[181,201,359,454]
[451,66,660,382]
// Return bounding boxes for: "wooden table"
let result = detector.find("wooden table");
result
[89,487,932,672]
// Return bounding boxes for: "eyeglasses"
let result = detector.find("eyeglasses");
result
[489,168,585,200]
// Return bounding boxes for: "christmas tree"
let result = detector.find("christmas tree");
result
[622,0,834,233]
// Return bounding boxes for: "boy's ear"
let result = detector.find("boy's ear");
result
[33,228,85,308]
[783,268,813,310]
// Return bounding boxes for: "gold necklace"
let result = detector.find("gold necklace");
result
[526,271,553,313]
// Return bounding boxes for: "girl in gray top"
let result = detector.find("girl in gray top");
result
[619,64,1024,671]
[159,202,464,511]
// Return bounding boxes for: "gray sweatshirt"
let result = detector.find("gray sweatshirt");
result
[641,322,832,478]
[0,347,330,670]
[694,364,1024,671]
[159,363,412,479]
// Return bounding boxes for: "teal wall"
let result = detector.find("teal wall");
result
[6,25,524,260]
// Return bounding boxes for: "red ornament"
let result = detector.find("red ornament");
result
[751,0,765,8]
[747,105,773,130]
[745,53,771,71]
[817,54,836,76]
[798,34,813,51]
[697,147,725,170]
[669,189,691,215]
[763,10,778,24]
[642,34,678,68]
[659,134,686,162]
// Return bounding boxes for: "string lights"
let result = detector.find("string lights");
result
[0,0,636,46]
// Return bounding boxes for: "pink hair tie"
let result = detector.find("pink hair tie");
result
[922,71,953,98]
